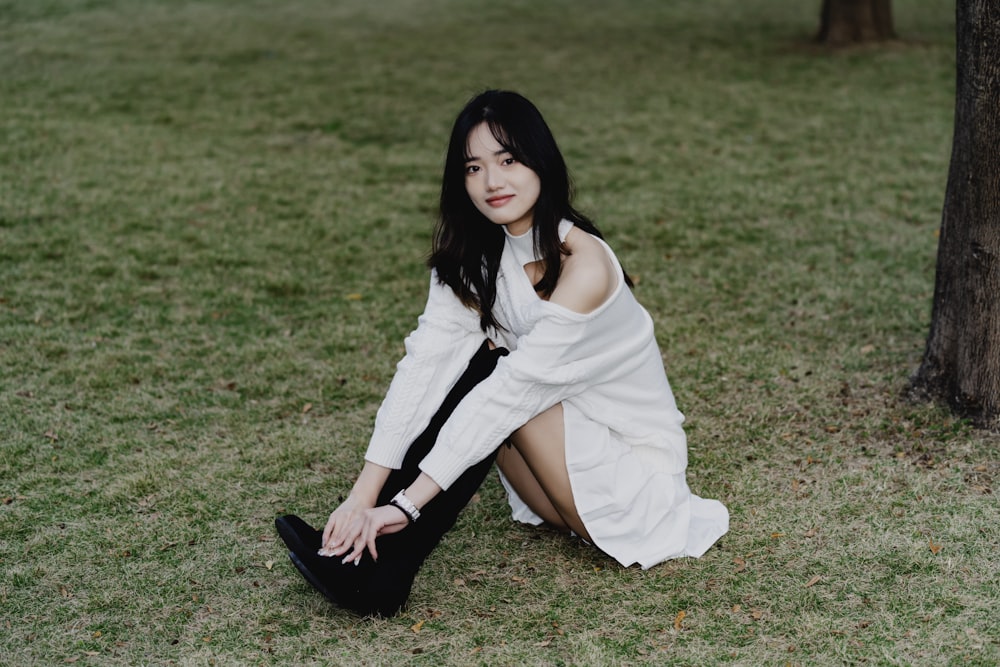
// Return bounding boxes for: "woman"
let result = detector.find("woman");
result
[276,90,728,616]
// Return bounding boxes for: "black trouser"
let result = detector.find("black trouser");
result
[281,340,507,616]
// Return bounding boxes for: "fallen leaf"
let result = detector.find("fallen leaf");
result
[411,620,425,634]
[771,532,785,539]
[750,609,763,621]
[536,639,552,647]
[805,575,822,588]
[453,578,466,587]
[733,557,746,573]
[302,403,312,414]
[345,293,363,301]
[265,560,274,570]
[929,539,942,554]
[860,344,875,354]
[804,528,818,538]
[673,610,686,630]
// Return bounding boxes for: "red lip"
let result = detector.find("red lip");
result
[486,195,513,207]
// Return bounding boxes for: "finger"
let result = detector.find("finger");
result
[332,519,363,555]
[322,518,357,556]
[327,514,360,553]
[341,535,367,565]
[327,535,351,557]
[321,513,338,550]
[366,526,379,562]
[336,516,367,556]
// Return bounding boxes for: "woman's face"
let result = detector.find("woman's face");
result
[464,122,541,236]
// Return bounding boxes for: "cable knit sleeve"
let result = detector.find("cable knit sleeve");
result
[418,294,645,489]
[363,270,485,470]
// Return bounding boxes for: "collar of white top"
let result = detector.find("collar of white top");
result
[503,225,538,267]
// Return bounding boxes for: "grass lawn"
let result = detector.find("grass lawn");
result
[2,0,998,664]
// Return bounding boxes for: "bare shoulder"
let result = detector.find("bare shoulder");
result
[549,227,619,314]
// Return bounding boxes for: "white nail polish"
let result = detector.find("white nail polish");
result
[354,557,361,566]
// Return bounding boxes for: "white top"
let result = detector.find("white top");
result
[365,220,728,567]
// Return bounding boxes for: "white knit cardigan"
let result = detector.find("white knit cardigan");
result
[364,225,689,491]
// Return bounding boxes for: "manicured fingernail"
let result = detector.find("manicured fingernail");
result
[354,557,361,566]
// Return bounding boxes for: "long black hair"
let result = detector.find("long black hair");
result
[429,90,625,333]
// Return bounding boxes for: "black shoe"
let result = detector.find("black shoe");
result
[287,550,344,606]
[274,514,322,559]
[276,515,381,614]
[287,543,403,616]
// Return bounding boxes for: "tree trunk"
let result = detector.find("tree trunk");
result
[817,0,895,45]
[910,0,1000,429]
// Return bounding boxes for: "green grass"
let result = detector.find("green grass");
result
[2,0,998,664]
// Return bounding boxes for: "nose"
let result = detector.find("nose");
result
[486,167,505,191]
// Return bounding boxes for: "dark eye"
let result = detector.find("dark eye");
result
[465,165,480,174]
[502,157,516,166]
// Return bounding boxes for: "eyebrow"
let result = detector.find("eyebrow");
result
[464,148,512,163]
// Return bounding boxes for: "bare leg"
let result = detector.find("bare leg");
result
[497,444,568,531]
[504,404,592,541]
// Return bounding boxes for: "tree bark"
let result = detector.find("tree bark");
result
[910,0,1000,429]
[817,0,895,45]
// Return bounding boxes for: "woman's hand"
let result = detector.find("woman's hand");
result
[319,494,371,560]
[319,497,409,563]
